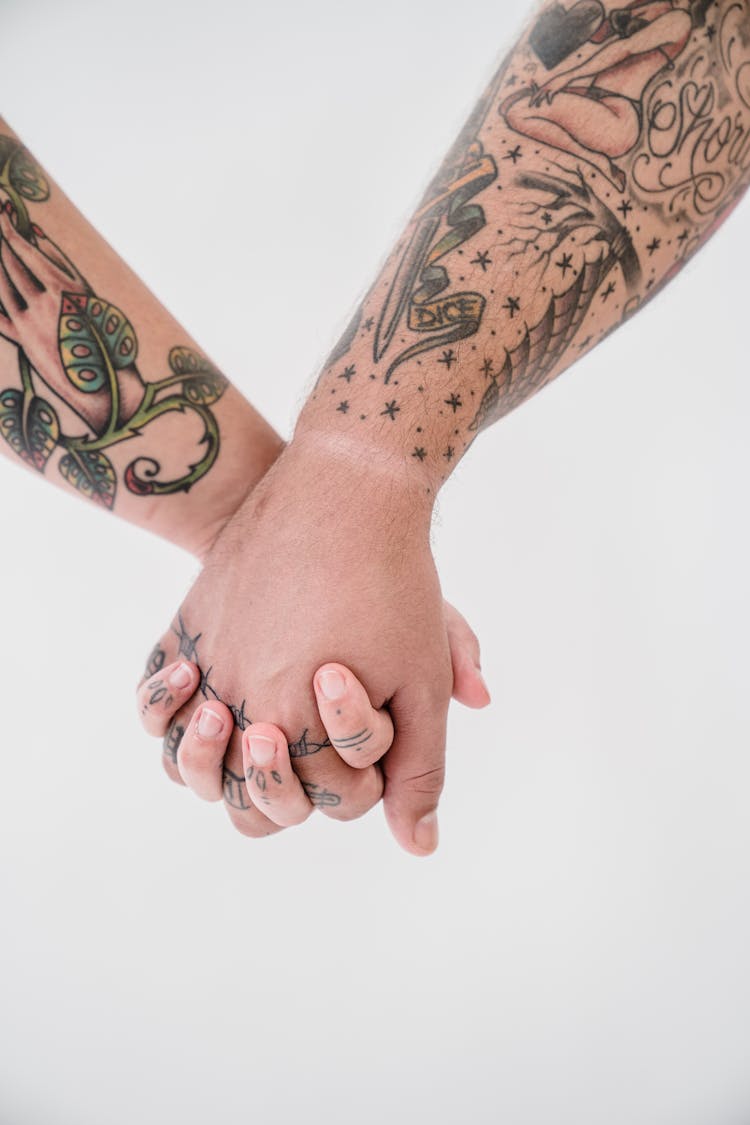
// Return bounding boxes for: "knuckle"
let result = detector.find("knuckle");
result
[398,765,446,799]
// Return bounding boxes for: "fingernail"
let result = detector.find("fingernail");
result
[317,669,346,701]
[197,707,224,739]
[169,662,193,690]
[477,669,491,700]
[414,811,439,854]
[248,735,276,766]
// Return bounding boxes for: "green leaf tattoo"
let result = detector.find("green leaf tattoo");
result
[0,135,227,511]
[58,447,117,510]
[0,385,59,471]
[58,293,137,395]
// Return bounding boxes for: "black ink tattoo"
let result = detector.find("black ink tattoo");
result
[330,728,374,753]
[163,721,185,764]
[143,644,166,681]
[223,765,254,811]
[301,781,342,809]
[288,729,332,758]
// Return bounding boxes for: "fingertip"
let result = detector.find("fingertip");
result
[314,663,349,703]
[452,658,492,709]
[385,804,440,858]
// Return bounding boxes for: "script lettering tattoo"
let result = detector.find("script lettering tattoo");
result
[306,0,748,476]
[0,136,226,509]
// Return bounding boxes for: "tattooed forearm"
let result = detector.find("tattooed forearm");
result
[0,135,226,509]
[301,0,748,484]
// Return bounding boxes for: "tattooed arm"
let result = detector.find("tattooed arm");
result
[0,117,491,842]
[144,0,748,854]
[0,118,282,559]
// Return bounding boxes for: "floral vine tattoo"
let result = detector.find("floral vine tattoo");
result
[0,135,226,509]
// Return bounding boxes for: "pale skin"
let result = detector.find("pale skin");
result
[3,0,748,856]
[134,0,748,855]
[0,120,489,852]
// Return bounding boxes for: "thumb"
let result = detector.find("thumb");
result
[443,601,492,710]
[382,686,449,857]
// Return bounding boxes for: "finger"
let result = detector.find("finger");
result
[284,725,384,822]
[162,715,187,787]
[177,700,235,802]
[382,685,450,858]
[241,723,313,828]
[221,731,285,839]
[313,663,394,768]
[0,212,44,301]
[0,204,64,290]
[136,659,200,737]
[29,224,82,283]
[443,602,491,709]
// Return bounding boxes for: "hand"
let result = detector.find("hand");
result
[529,71,571,106]
[139,435,479,854]
[137,601,489,831]
[0,202,144,434]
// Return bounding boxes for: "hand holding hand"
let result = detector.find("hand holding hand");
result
[138,436,488,853]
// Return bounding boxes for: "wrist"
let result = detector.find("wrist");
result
[286,425,437,529]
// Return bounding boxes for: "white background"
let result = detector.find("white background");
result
[1,1,750,1122]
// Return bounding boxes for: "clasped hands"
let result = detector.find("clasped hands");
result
[0,197,490,856]
[137,437,490,856]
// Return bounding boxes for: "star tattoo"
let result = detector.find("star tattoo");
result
[504,145,522,164]
[381,400,400,420]
[600,281,616,301]
[470,249,492,271]
[481,358,494,377]
[646,237,661,255]
[444,393,463,413]
[677,229,689,244]
[617,199,633,220]
[556,252,573,277]
[412,446,427,461]
[437,349,456,370]
[705,23,715,39]
[443,446,455,461]
[541,211,553,225]
[336,400,350,413]
[363,316,374,331]
[503,295,521,318]
[338,364,356,382]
